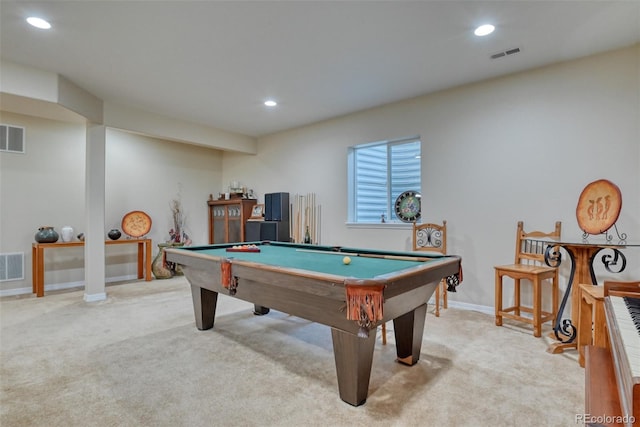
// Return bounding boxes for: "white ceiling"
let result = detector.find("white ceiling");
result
[1,1,639,138]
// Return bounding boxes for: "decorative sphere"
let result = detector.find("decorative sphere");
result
[108,229,122,240]
[343,256,351,265]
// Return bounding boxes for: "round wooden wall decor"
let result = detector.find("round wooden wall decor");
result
[575,179,622,235]
[121,210,152,238]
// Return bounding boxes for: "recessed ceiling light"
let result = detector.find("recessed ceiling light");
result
[474,24,495,37]
[27,17,52,30]
[264,100,277,107]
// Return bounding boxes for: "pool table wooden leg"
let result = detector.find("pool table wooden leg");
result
[191,285,218,330]
[330,327,377,406]
[393,303,427,366]
[253,304,270,315]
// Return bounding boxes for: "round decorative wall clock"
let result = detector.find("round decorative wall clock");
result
[121,210,152,238]
[394,191,421,223]
[575,179,622,235]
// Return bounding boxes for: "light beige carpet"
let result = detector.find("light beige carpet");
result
[1,277,584,427]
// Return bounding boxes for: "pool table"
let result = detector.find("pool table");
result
[165,241,462,406]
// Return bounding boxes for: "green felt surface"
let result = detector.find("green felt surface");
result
[182,243,433,279]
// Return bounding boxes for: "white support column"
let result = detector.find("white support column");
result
[84,123,107,302]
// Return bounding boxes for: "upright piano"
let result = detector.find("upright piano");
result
[586,281,639,427]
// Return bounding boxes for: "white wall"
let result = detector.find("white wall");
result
[105,128,223,246]
[1,45,638,310]
[222,45,640,308]
[0,113,86,289]
[0,113,224,293]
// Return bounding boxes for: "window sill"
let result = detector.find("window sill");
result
[345,222,414,229]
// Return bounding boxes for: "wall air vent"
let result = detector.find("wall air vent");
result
[0,253,24,282]
[0,124,26,153]
[490,47,521,60]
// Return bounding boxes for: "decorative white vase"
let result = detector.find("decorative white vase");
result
[61,226,74,242]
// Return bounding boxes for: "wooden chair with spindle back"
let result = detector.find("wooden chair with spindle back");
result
[380,221,448,345]
[494,221,561,337]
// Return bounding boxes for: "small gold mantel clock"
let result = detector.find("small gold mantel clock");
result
[121,210,152,238]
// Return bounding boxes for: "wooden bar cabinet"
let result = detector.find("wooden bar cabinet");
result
[207,198,257,244]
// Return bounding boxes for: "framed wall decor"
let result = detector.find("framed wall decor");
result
[249,204,265,221]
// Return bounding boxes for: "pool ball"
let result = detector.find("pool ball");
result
[343,256,351,265]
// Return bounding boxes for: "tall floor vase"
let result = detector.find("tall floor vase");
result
[152,243,173,279]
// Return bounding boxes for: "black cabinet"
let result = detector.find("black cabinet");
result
[246,221,290,242]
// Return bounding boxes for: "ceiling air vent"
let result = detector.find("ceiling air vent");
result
[0,124,25,153]
[490,47,521,60]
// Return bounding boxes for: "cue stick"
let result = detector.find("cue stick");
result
[298,194,302,243]
[308,193,316,242]
[289,203,293,239]
[309,193,313,243]
[293,194,297,242]
[312,192,316,243]
[356,253,434,262]
[308,193,311,227]
[299,194,304,242]
[317,204,321,244]
[294,248,434,262]
[295,249,345,256]
[295,194,302,243]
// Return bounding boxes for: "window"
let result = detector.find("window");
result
[347,136,421,224]
[0,124,25,153]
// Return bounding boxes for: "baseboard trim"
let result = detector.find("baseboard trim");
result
[446,300,494,316]
[83,292,107,302]
[0,275,139,298]
[426,296,492,316]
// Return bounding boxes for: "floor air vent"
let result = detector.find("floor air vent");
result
[0,124,26,153]
[0,253,24,282]
[490,47,521,60]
